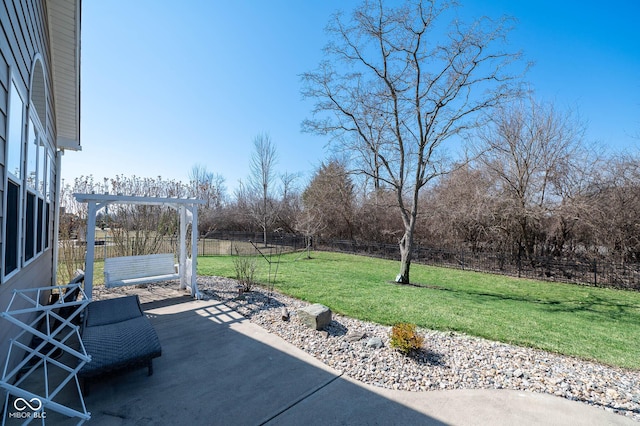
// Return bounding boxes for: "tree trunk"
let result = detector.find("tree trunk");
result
[263,184,268,247]
[396,227,414,284]
[263,222,268,247]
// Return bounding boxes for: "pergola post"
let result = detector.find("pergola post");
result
[178,205,189,293]
[190,205,199,298]
[84,201,98,298]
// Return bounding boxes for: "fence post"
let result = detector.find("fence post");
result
[593,260,598,286]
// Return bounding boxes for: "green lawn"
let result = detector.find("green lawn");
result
[59,260,105,286]
[198,251,640,370]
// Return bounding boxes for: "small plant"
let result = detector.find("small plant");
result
[233,249,258,292]
[389,322,424,355]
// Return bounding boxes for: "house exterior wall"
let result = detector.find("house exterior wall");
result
[1,0,60,379]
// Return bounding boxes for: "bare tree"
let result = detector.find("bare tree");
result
[426,164,499,251]
[302,0,525,283]
[295,206,327,259]
[58,176,104,282]
[577,153,640,264]
[189,163,227,235]
[302,160,356,240]
[356,188,404,243]
[276,171,302,233]
[474,96,585,261]
[58,175,190,277]
[105,175,184,256]
[188,164,226,208]
[248,133,279,246]
[218,180,255,232]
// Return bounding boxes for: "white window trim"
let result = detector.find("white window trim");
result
[23,56,50,266]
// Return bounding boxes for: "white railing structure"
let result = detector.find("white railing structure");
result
[0,284,91,425]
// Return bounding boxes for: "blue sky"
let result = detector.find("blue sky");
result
[66,0,640,194]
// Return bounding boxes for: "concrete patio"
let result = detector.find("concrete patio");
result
[6,286,635,425]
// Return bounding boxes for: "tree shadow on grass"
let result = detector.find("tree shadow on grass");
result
[390,280,640,321]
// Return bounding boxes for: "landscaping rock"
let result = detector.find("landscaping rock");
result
[281,308,290,321]
[346,331,367,342]
[366,337,383,349]
[298,303,332,330]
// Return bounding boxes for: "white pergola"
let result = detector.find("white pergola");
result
[73,193,205,299]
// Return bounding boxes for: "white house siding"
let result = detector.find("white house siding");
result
[0,0,61,382]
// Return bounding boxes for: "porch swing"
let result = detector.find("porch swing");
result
[73,193,205,299]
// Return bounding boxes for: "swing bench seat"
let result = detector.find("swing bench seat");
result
[104,254,179,288]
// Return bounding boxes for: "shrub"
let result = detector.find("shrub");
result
[389,322,424,354]
[233,251,258,292]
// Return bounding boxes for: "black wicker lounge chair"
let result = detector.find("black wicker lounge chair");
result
[79,295,162,392]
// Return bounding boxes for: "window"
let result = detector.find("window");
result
[45,150,55,250]
[22,57,49,265]
[7,83,23,180]
[25,193,36,261]
[45,201,51,250]
[3,59,51,280]
[4,81,25,277]
[47,150,54,203]
[37,198,44,253]
[24,110,47,263]
[26,118,38,190]
[4,182,20,274]
[38,143,46,194]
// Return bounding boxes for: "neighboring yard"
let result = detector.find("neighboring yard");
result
[198,251,640,370]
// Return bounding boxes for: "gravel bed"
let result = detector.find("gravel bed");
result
[150,277,640,421]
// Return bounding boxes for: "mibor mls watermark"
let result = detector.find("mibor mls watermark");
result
[6,397,47,420]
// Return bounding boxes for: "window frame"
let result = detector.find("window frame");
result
[2,57,52,282]
[23,58,49,267]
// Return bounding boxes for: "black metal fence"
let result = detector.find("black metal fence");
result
[81,232,306,260]
[204,231,307,255]
[75,232,640,290]
[319,239,640,290]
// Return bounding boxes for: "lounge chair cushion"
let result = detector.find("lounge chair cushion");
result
[80,316,162,378]
[84,295,144,327]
